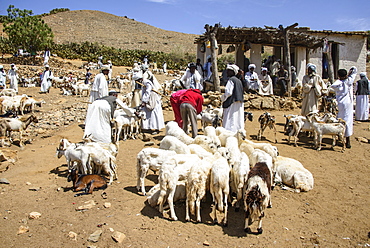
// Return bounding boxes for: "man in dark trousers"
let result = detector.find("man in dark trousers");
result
[170,89,204,138]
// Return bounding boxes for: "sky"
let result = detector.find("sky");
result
[1,0,370,35]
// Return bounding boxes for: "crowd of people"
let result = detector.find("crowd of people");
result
[1,53,368,149]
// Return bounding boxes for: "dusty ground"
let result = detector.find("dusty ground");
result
[0,61,369,248]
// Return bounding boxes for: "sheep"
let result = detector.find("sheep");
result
[240,139,279,164]
[230,152,250,211]
[136,148,177,195]
[165,121,194,145]
[257,112,277,143]
[193,135,218,154]
[225,136,241,168]
[306,113,346,151]
[157,154,201,221]
[146,182,186,208]
[185,159,212,223]
[274,156,314,192]
[204,126,221,148]
[0,113,38,147]
[159,136,191,154]
[88,148,118,185]
[210,152,230,226]
[200,112,222,130]
[216,127,247,147]
[244,162,272,234]
[67,168,107,195]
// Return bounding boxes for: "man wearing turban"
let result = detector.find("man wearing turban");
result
[221,64,244,132]
[354,72,369,121]
[301,63,328,116]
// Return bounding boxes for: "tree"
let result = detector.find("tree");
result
[3,5,54,54]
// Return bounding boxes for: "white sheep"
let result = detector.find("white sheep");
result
[157,154,201,221]
[204,126,221,147]
[192,135,218,154]
[230,152,250,211]
[188,144,213,159]
[274,156,314,192]
[225,136,241,168]
[165,121,194,145]
[216,127,247,147]
[210,152,230,226]
[159,136,191,154]
[146,182,186,208]
[136,148,177,195]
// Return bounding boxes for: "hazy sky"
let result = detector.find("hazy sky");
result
[1,0,370,34]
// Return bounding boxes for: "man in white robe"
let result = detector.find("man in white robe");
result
[301,64,328,116]
[136,73,165,134]
[329,66,357,148]
[0,65,7,89]
[354,72,369,121]
[258,67,273,96]
[245,64,259,93]
[8,64,19,93]
[180,63,203,91]
[84,90,135,143]
[43,49,50,65]
[40,65,53,93]
[221,64,244,132]
[89,65,109,103]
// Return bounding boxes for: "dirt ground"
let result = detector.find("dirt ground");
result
[0,61,369,248]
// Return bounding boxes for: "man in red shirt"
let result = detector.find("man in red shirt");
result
[170,89,204,138]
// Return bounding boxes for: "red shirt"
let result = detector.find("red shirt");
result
[179,89,204,114]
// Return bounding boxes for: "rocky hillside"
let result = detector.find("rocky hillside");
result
[41,10,197,54]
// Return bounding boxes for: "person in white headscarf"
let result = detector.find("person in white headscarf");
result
[40,65,53,93]
[354,72,369,121]
[203,56,212,81]
[245,63,259,93]
[43,48,50,66]
[258,67,273,96]
[301,63,328,116]
[0,65,6,89]
[329,67,357,148]
[131,70,143,108]
[180,62,203,91]
[142,64,162,92]
[136,73,165,134]
[89,65,109,102]
[8,64,19,93]
[107,60,113,80]
[221,64,244,132]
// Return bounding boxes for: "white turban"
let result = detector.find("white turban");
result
[360,72,367,77]
[132,71,143,81]
[261,67,268,72]
[248,64,256,70]
[307,63,316,72]
[226,64,239,75]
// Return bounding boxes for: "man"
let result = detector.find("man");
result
[245,64,259,93]
[98,55,103,69]
[0,65,7,89]
[40,65,53,93]
[301,63,328,116]
[221,64,244,132]
[329,66,357,148]
[162,61,167,74]
[135,70,165,134]
[270,56,280,89]
[43,48,50,66]
[276,65,289,97]
[107,60,113,80]
[258,67,273,96]
[195,58,204,78]
[170,89,203,138]
[84,90,135,143]
[355,72,369,121]
[85,67,92,84]
[180,62,203,91]
[89,65,109,102]
[203,56,212,81]
[8,64,19,93]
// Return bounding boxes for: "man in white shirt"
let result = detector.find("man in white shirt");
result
[180,62,203,91]
[89,65,109,103]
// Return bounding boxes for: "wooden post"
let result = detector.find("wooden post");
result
[205,24,220,92]
[279,23,298,97]
[325,47,335,84]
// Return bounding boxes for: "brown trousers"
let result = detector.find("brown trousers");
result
[180,102,198,138]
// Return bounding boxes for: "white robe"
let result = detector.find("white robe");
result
[221,78,244,132]
[84,100,112,143]
[301,74,327,116]
[8,68,19,93]
[181,69,203,91]
[0,70,7,88]
[141,79,165,130]
[40,70,53,93]
[258,74,273,95]
[245,71,259,91]
[355,95,369,121]
[330,67,357,137]
[44,50,50,65]
[89,73,108,103]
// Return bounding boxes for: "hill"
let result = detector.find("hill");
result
[41,10,197,54]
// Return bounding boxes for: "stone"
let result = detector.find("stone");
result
[144,141,154,146]
[29,212,41,219]
[0,149,18,163]
[112,231,126,243]
[76,200,96,211]
[68,231,77,240]
[103,202,111,208]
[203,240,210,246]
[17,225,29,234]
[0,178,10,184]
[250,98,263,109]
[261,97,276,109]
[355,137,369,143]
[88,230,102,243]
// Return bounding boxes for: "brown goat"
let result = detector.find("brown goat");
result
[68,169,107,195]
[257,112,277,143]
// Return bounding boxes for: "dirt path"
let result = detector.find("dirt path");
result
[0,64,369,248]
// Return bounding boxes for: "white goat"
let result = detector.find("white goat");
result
[159,136,191,154]
[0,114,38,147]
[146,182,186,208]
[230,152,250,211]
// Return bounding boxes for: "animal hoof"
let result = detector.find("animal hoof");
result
[244,227,251,233]
[213,219,218,225]
[257,228,263,234]
[267,204,272,208]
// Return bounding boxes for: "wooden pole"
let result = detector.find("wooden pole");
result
[205,24,220,92]
[325,46,335,84]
